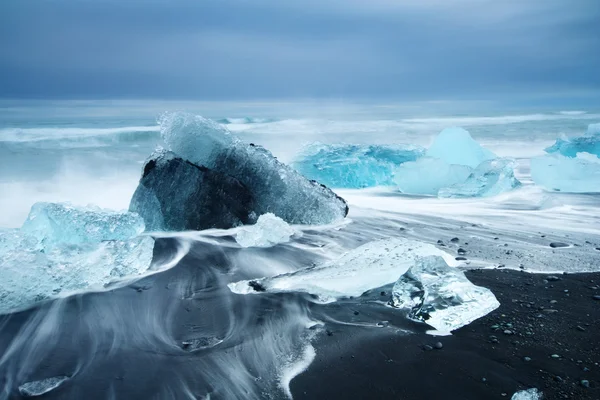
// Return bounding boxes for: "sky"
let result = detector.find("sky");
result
[1,0,599,101]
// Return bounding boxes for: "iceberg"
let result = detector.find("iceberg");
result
[394,157,472,196]
[292,143,424,188]
[545,123,600,158]
[0,203,154,315]
[511,388,542,400]
[19,376,69,397]
[236,213,296,248]
[228,238,458,303]
[438,158,521,198]
[130,150,256,231]
[426,127,496,168]
[390,256,500,332]
[132,112,348,230]
[531,152,600,193]
[21,202,145,248]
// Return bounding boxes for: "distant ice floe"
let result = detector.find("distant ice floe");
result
[531,123,600,193]
[391,256,499,333]
[228,237,460,303]
[511,388,543,400]
[0,203,154,315]
[235,213,296,248]
[292,143,424,188]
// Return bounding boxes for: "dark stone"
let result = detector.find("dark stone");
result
[457,248,467,255]
[549,242,569,248]
[450,237,459,242]
[248,280,266,292]
[455,257,467,261]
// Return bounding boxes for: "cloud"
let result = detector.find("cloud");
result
[0,0,598,99]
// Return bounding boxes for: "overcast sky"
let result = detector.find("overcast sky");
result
[1,0,599,100]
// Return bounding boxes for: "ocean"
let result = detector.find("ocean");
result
[1,100,599,399]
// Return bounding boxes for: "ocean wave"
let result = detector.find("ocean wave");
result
[0,126,160,143]
[402,112,600,126]
[217,117,276,124]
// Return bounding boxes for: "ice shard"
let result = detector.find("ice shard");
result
[228,238,458,303]
[21,202,145,248]
[130,150,256,231]
[545,123,600,158]
[133,112,348,230]
[236,213,296,248]
[438,158,521,198]
[390,256,500,332]
[394,157,472,196]
[531,152,600,193]
[19,376,69,397]
[426,127,496,168]
[511,388,542,400]
[292,143,424,188]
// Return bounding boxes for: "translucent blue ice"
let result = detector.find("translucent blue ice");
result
[545,123,600,158]
[531,152,600,193]
[438,158,522,198]
[391,256,500,332]
[235,213,296,248]
[292,143,424,188]
[394,157,472,196]
[426,127,496,168]
[22,202,145,249]
[158,112,348,226]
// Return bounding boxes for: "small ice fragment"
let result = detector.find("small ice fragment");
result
[426,127,496,168]
[19,376,69,397]
[21,202,144,249]
[438,158,521,198]
[391,256,500,332]
[394,157,472,196]
[236,213,296,248]
[292,143,424,188]
[228,238,458,302]
[511,388,542,400]
[531,152,600,193]
[181,337,223,351]
[545,123,600,158]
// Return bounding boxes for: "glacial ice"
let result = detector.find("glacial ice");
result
[236,213,296,248]
[157,112,348,226]
[438,158,521,198]
[531,152,600,193]
[19,376,69,397]
[545,123,600,158]
[511,388,542,400]
[426,127,496,168]
[390,256,500,332]
[0,203,154,315]
[130,150,256,231]
[21,202,145,248]
[228,238,459,303]
[394,157,472,196]
[292,143,424,188]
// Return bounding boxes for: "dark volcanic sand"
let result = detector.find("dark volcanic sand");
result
[292,269,600,400]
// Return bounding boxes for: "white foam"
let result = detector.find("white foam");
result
[0,126,159,142]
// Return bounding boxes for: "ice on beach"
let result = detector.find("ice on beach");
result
[511,388,542,400]
[394,157,472,196]
[390,256,500,332]
[21,202,145,249]
[426,127,496,168]
[157,112,348,226]
[292,143,424,188]
[531,152,600,193]
[236,213,295,248]
[438,158,521,198]
[228,238,458,303]
[19,376,69,397]
[545,123,600,158]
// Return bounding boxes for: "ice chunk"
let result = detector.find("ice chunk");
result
[394,157,472,196]
[228,238,458,303]
[531,152,600,193]
[157,112,348,227]
[426,127,496,168]
[292,143,424,188]
[545,123,600,158]
[22,202,144,249]
[511,388,542,400]
[390,256,499,332]
[130,150,256,231]
[439,158,521,198]
[0,229,154,314]
[236,213,296,248]
[19,376,69,397]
